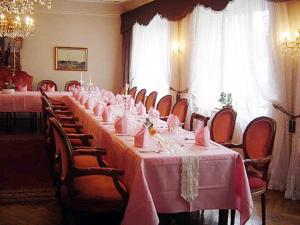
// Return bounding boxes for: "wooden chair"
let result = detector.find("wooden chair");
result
[49,117,128,223]
[64,80,81,92]
[128,86,137,99]
[190,113,210,131]
[226,116,276,225]
[37,80,57,92]
[171,98,188,124]
[135,89,147,105]
[157,95,172,118]
[210,107,237,144]
[145,91,158,112]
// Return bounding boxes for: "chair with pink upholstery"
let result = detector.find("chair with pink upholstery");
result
[13,71,33,91]
[119,86,126,95]
[227,116,276,225]
[190,113,210,131]
[210,107,237,144]
[37,80,57,92]
[49,117,128,223]
[156,95,172,118]
[64,80,81,92]
[145,91,158,112]
[128,86,137,99]
[171,98,188,124]
[135,89,147,105]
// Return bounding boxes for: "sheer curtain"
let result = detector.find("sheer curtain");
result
[285,56,300,200]
[183,0,292,192]
[130,15,171,98]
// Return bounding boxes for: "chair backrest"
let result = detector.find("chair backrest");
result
[171,98,188,124]
[119,86,126,95]
[128,87,137,99]
[135,89,147,104]
[13,71,33,91]
[210,107,237,143]
[156,95,172,117]
[190,113,210,131]
[65,80,81,92]
[37,80,58,92]
[145,91,158,112]
[243,116,276,160]
[49,117,74,184]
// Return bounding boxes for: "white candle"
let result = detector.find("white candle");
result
[89,74,92,85]
[125,83,129,95]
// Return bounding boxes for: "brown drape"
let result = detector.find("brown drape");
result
[121,28,132,86]
[121,0,233,34]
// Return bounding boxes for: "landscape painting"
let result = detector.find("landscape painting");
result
[55,47,88,71]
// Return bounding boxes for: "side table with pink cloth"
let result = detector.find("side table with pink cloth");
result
[0,92,42,112]
[65,96,253,225]
[0,91,71,112]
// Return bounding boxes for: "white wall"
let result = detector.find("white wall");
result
[21,0,123,92]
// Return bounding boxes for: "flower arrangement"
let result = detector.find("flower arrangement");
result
[144,118,158,136]
[218,92,233,107]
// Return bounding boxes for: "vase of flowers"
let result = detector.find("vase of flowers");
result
[2,80,15,94]
[218,92,233,108]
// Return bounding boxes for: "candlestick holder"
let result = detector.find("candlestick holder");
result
[122,94,131,115]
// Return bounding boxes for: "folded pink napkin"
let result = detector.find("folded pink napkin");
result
[85,98,95,110]
[47,85,55,92]
[134,126,151,148]
[115,94,123,105]
[80,95,89,105]
[195,123,210,147]
[148,107,160,120]
[93,103,105,116]
[136,102,146,115]
[16,85,27,92]
[167,114,180,131]
[102,106,112,122]
[114,116,128,134]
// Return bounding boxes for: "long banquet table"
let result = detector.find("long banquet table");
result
[0,91,70,112]
[64,95,253,225]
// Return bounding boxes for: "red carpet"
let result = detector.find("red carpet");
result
[0,136,52,189]
[0,134,55,204]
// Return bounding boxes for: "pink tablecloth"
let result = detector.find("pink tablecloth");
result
[65,96,253,225]
[0,91,71,112]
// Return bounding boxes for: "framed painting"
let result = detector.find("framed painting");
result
[55,47,88,71]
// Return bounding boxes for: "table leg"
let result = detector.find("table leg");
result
[218,210,229,225]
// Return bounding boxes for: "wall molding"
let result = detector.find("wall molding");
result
[36,9,120,18]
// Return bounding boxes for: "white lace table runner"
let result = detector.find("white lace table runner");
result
[181,156,199,202]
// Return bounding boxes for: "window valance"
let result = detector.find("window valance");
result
[121,0,232,33]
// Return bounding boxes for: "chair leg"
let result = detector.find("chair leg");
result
[230,210,236,225]
[261,193,266,225]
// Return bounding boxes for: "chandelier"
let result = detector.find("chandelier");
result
[0,0,51,38]
[280,29,300,57]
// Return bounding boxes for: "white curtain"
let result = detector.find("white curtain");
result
[285,56,300,200]
[182,0,293,193]
[130,15,171,99]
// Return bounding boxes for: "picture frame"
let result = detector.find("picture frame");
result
[55,47,88,71]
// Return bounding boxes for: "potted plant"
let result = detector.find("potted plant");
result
[2,79,15,94]
[218,92,233,108]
